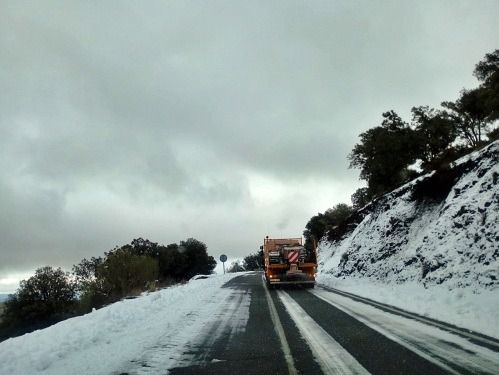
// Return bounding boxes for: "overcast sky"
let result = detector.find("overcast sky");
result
[0,1,497,292]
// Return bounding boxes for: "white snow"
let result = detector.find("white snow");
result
[316,275,499,339]
[0,273,243,375]
[1,143,498,374]
[317,141,499,339]
[277,290,369,375]
[312,287,499,374]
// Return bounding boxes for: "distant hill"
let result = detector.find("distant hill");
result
[0,294,10,303]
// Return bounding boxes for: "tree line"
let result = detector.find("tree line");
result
[305,49,498,245]
[225,251,264,273]
[349,49,498,207]
[0,237,216,341]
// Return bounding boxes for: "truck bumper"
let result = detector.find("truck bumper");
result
[267,272,315,285]
[268,280,315,285]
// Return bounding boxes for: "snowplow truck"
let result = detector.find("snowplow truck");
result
[261,236,317,288]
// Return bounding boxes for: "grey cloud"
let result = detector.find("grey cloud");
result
[0,1,498,277]
[0,180,66,273]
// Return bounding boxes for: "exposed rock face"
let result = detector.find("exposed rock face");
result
[319,141,499,289]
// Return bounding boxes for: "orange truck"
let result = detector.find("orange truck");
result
[261,236,317,288]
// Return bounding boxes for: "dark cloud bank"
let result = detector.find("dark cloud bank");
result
[0,1,497,289]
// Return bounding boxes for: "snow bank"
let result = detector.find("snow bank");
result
[317,274,499,338]
[318,141,499,337]
[0,273,240,375]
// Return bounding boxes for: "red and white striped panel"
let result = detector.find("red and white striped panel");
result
[288,251,300,263]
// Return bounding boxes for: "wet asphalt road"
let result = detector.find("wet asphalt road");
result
[168,273,498,375]
[169,273,321,375]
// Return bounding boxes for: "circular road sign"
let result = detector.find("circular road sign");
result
[220,254,227,262]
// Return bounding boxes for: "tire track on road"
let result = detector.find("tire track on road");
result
[284,288,449,375]
[277,290,369,375]
[317,285,499,352]
[311,288,499,375]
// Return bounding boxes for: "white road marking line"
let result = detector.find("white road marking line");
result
[277,290,370,375]
[320,286,499,350]
[263,283,298,375]
[311,289,462,375]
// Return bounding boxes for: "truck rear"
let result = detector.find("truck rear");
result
[261,236,317,288]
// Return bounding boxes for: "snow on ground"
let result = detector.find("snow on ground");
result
[312,287,499,374]
[317,141,499,339]
[0,273,242,375]
[213,257,244,274]
[317,274,499,339]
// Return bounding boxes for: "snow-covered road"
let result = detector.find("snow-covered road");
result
[312,287,499,374]
[0,273,243,375]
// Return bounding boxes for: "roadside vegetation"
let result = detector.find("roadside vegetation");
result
[305,49,499,247]
[226,251,264,273]
[0,237,216,342]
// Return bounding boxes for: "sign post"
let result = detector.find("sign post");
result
[219,254,227,274]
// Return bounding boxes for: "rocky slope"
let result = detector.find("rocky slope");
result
[319,141,499,291]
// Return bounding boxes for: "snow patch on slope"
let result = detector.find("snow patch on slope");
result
[318,141,499,337]
[0,273,241,375]
[317,276,499,338]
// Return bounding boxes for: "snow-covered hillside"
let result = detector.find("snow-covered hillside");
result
[318,141,499,336]
[0,273,242,375]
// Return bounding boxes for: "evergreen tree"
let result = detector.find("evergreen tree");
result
[351,187,370,210]
[2,267,77,325]
[304,204,353,246]
[411,105,456,169]
[243,251,264,270]
[349,111,420,197]
[157,243,188,281]
[442,88,494,147]
[96,247,159,300]
[473,49,499,124]
[180,238,217,278]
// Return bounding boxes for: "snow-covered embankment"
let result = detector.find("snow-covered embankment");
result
[0,273,241,375]
[318,141,499,337]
